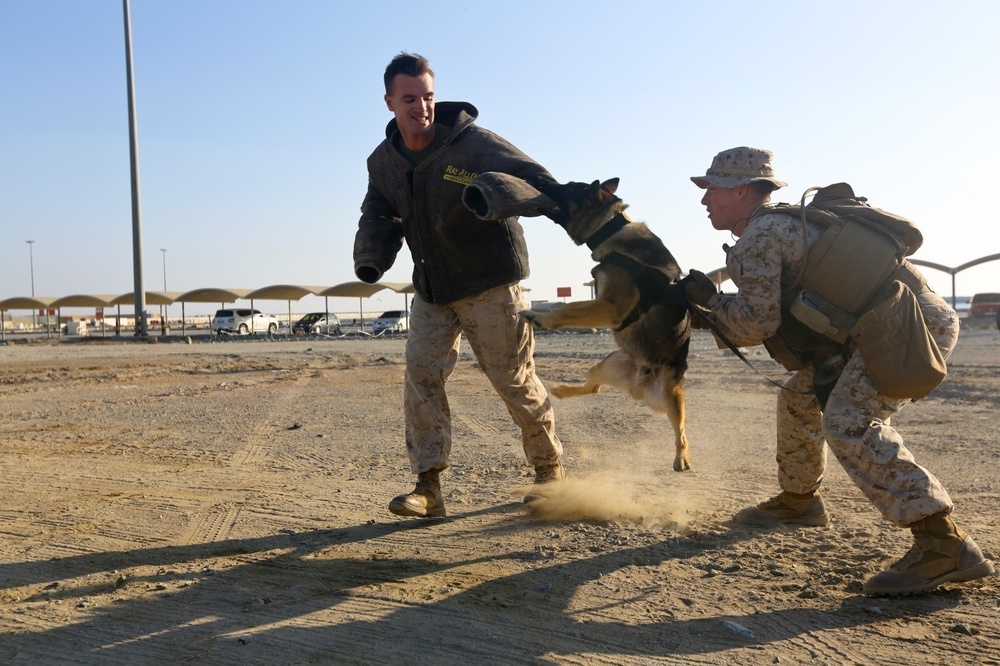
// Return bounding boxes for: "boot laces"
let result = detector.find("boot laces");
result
[760,494,788,509]
[891,534,945,571]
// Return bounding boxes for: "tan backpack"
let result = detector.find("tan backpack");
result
[763,183,946,400]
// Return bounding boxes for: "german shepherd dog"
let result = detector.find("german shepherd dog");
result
[520,178,693,471]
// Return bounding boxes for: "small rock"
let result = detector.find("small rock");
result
[287,423,303,430]
[949,623,978,635]
[720,620,756,639]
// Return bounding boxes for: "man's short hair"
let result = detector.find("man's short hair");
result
[384,52,434,95]
[750,180,779,198]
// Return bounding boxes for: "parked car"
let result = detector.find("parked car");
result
[292,312,342,335]
[968,293,1000,318]
[372,310,410,334]
[211,308,279,335]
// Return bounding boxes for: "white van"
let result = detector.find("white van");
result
[372,310,410,334]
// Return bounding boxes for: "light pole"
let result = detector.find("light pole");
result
[26,240,36,328]
[160,248,167,334]
[123,0,148,337]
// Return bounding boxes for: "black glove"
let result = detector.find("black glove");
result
[681,269,717,308]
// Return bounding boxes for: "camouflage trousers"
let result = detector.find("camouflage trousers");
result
[776,291,960,526]
[403,284,562,474]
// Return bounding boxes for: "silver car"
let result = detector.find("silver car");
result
[372,310,410,334]
[211,308,279,335]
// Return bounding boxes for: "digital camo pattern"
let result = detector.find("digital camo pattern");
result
[710,212,961,527]
[708,212,821,344]
[690,146,788,189]
[403,283,562,474]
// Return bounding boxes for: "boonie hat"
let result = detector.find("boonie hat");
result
[691,146,787,189]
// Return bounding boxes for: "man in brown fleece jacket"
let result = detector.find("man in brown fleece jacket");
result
[354,52,565,518]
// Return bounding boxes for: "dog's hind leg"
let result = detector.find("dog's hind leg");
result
[645,372,691,471]
[549,351,632,399]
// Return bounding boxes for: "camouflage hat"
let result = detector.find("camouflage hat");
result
[690,146,787,189]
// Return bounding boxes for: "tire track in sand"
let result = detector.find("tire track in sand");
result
[181,367,316,545]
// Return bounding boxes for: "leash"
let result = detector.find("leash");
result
[677,279,811,394]
[583,215,811,394]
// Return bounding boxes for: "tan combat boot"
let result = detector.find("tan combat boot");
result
[522,461,566,504]
[864,512,995,596]
[388,469,445,518]
[732,491,829,527]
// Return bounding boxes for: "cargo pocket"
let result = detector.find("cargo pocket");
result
[850,281,947,400]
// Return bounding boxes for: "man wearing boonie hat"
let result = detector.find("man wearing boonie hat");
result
[682,146,993,597]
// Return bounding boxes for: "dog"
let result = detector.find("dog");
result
[519,178,693,471]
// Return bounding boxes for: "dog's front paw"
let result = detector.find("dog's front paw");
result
[673,454,691,472]
[519,309,547,330]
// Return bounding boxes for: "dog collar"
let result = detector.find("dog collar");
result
[585,212,630,251]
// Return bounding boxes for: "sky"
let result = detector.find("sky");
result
[2,0,999,318]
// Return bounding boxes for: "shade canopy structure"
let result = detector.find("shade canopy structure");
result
[0,296,58,341]
[379,281,414,313]
[0,282,419,338]
[50,294,119,308]
[246,285,326,301]
[316,282,391,299]
[316,281,400,331]
[245,285,329,334]
[174,288,253,304]
[109,291,186,307]
[0,296,57,311]
[707,268,729,286]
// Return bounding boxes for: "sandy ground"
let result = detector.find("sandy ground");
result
[0,325,998,665]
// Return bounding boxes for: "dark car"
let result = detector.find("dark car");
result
[968,293,1000,318]
[292,312,342,335]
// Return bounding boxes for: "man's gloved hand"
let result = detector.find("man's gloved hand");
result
[681,269,717,307]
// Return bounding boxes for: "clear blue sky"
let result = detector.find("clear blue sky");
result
[2,0,998,317]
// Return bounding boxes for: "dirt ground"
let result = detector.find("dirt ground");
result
[1,325,998,665]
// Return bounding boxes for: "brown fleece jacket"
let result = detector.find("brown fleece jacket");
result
[354,101,554,305]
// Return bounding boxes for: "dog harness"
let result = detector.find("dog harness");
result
[584,213,688,332]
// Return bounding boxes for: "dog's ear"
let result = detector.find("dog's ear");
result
[600,178,620,195]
